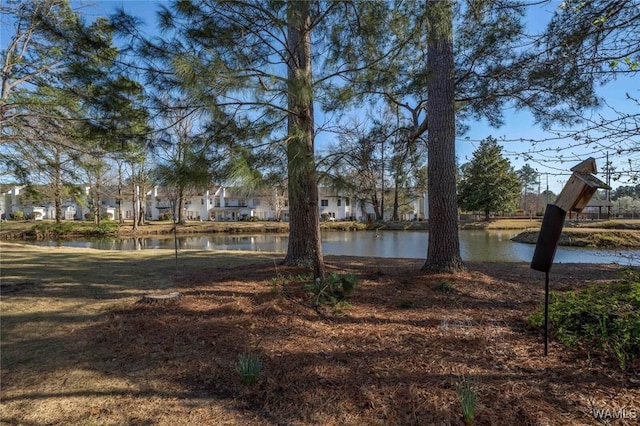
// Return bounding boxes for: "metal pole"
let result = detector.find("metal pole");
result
[544,271,549,356]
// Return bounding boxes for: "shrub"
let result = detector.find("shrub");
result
[305,273,357,307]
[433,281,456,293]
[528,269,640,370]
[94,221,119,235]
[10,211,24,220]
[32,221,74,236]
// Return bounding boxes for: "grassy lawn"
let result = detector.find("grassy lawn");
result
[1,243,638,425]
[481,218,541,230]
[3,218,640,239]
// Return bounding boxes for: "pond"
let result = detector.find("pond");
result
[30,230,639,265]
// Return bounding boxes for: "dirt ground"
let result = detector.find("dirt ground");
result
[1,254,639,425]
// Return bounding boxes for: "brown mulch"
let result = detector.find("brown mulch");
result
[71,259,640,424]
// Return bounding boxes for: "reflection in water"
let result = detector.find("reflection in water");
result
[31,230,639,265]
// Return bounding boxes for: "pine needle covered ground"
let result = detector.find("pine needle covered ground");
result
[1,243,638,425]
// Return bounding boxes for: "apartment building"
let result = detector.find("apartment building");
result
[2,184,427,222]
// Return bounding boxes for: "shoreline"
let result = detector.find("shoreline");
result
[510,228,640,248]
[2,219,640,248]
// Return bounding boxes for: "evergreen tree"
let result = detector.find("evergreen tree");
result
[128,0,374,280]
[327,1,606,272]
[1,0,149,226]
[152,105,214,225]
[423,0,463,272]
[517,163,539,214]
[458,137,521,221]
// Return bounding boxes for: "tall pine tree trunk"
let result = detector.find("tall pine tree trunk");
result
[178,190,185,225]
[117,160,124,224]
[131,162,139,231]
[53,148,62,223]
[282,0,325,281]
[423,0,465,273]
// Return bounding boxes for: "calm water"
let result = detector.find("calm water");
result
[30,230,639,265]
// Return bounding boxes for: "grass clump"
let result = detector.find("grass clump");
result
[433,281,456,293]
[267,272,311,296]
[528,269,640,370]
[235,352,262,386]
[305,273,357,307]
[456,375,478,425]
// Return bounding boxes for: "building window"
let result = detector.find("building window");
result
[201,199,204,205]
[337,198,341,206]
[345,198,350,206]
[321,199,329,207]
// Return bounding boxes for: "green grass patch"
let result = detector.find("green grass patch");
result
[235,352,263,386]
[528,269,640,370]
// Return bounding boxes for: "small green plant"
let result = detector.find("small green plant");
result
[235,352,262,386]
[268,273,287,293]
[527,269,640,370]
[456,375,478,425]
[433,281,455,293]
[267,272,311,296]
[304,273,357,307]
[295,273,312,281]
[10,211,24,220]
[94,221,118,235]
[333,300,352,315]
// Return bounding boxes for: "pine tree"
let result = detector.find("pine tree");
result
[458,137,521,221]
[326,1,611,272]
[132,1,372,280]
[1,1,149,224]
[517,164,539,215]
[423,0,464,273]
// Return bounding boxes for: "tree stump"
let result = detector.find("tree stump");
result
[138,291,183,305]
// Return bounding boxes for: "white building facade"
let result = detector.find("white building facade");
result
[3,184,428,222]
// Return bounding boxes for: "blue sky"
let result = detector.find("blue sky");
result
[6,1,637,194]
